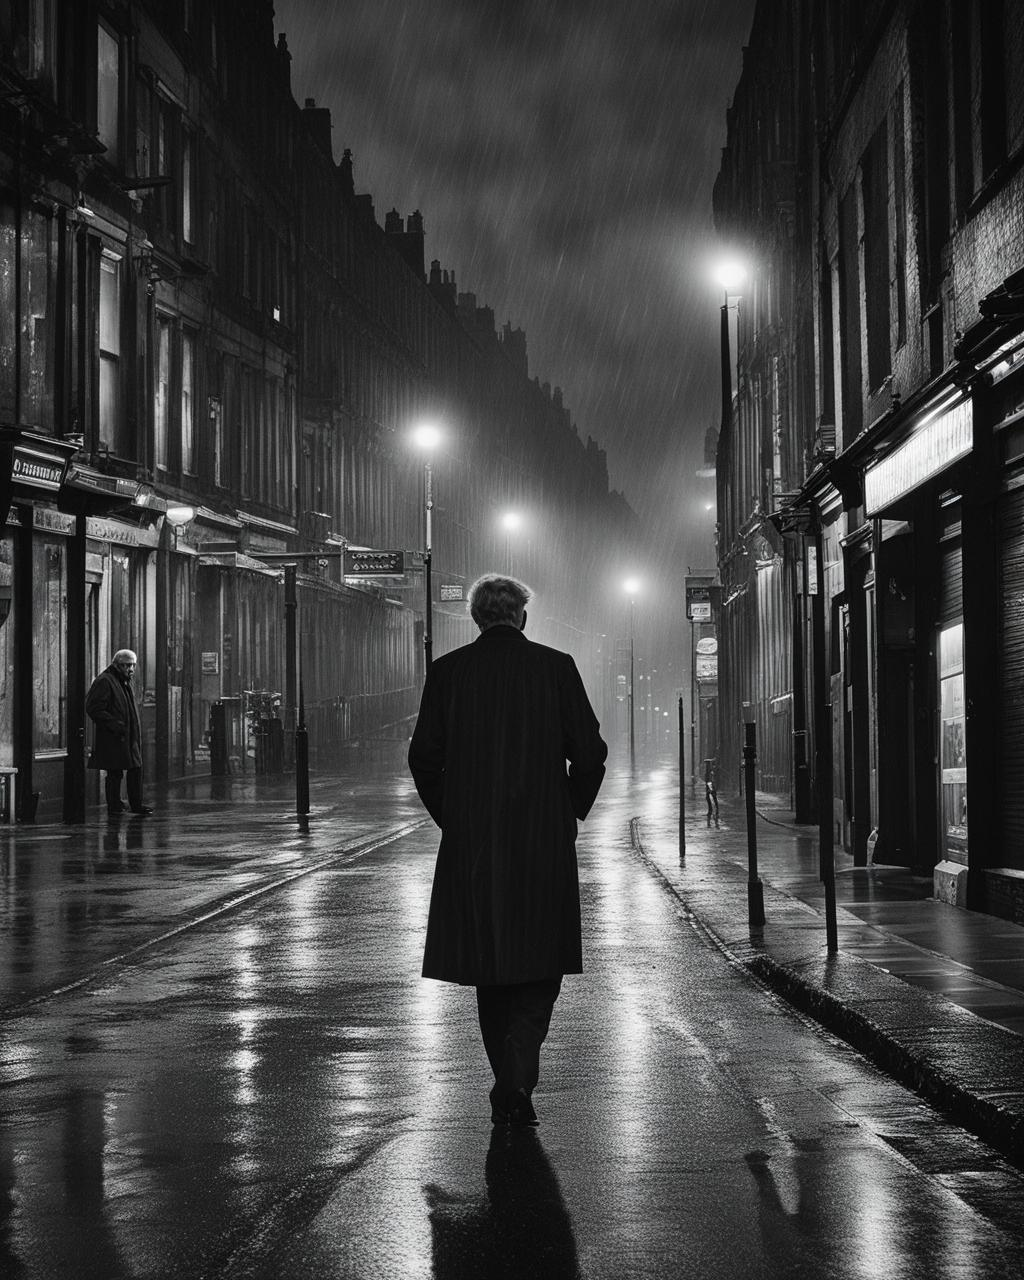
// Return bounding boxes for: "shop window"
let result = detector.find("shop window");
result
[33,538,66,755]
[98,250,122,453]
[940,622,968,863]
[155,315,171,469]
[96,22,120,161]
[181,329,195,473]
[0,538,13,762]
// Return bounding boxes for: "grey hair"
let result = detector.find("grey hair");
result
[112,649,137,664]
[468,574,532,628]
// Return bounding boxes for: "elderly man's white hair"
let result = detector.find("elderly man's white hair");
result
[468,574,532,629]
[112,649,137,664]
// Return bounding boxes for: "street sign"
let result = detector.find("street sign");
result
[685,576,716,622]
[343,549,405,577]
[440,584,464,601]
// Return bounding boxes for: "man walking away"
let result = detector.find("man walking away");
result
[86,649,152,818]
[408,574,607,1126]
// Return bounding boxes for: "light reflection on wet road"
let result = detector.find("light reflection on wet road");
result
[1,770,1023,1277]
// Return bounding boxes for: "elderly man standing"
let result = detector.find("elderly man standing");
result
[86,648,152,818]
[408,574,607,1127]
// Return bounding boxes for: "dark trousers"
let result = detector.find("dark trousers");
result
[476,978,561,1104]
[105,767,142,814]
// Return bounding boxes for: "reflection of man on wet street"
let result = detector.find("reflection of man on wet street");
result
[409,574,607,1127]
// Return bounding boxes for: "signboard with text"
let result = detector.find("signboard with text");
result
[440,584,464,601]
[343,549,405,577]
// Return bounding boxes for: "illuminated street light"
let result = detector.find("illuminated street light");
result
[411,424,442,668]
[713,260,746,295]
[500,510,524,572]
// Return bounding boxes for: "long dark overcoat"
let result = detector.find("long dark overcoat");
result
[408,625,607,986]
[86,665,143,771]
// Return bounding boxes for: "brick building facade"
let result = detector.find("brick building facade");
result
[715,0,1024,920]
[0,0,631,821]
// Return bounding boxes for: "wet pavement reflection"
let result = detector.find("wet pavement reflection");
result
[0,757,1022,1276]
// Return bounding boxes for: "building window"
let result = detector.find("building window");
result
[181,329,195,473]
[98,250,121,453]
[18,0,56,82]
[155,315,171,469]
[182,128,195,246]
[33,538,66,754]
[97,22,120,161]
[862,121,891,392]
[21,207,57,432]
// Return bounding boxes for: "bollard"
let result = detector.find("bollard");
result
[678,695,686,859]
[743,720,765,926]
[209,701,229,776]
[295,678,310,829]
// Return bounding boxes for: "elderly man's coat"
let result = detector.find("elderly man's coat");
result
[86,664,143,771]
[408,625,607,986]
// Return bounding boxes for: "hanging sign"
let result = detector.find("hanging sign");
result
[343,549,405,577]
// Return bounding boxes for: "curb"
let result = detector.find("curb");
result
[628,815,1024,1173]
[746,952,1024,1171]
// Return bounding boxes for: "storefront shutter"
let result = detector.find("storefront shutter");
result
[940,541,963,622]
[998,491,1024,860]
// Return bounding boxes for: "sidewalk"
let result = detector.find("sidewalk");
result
[628,765,1024,1170]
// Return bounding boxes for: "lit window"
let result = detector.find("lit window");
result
[98,252,121,452]
[155,316,170,469]
[97,23,119,158]
[181,330,195,473]
[182,129,195,245]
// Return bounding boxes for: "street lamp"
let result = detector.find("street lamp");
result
[713,260,745,798]
[500,510,523,573]
[623,577,640,770]
[411,424,442,668]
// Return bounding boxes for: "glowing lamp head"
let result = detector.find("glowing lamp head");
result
[412,423,442,451]
[501,512,523,532]
[713,261,746,293]
[623,577,641,596]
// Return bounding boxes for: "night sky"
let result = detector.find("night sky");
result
[272,0,755,583]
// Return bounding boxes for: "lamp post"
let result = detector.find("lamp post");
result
[412,424,441,669]
[713,260,745,792]
[623,578,640,770]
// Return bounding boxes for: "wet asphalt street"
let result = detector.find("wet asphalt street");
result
[2,760,1024,1278]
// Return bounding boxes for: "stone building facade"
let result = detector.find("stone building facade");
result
[715,0,1024,920]
[0,0,630,820]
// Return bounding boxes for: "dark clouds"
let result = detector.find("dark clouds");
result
[273,0,754,567]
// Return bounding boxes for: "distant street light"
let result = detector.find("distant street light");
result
[411,424,442,668]
[623,578,640,770]
[500,510,523,573]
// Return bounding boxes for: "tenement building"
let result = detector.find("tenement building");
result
[0,0,630,821]
[714,0,1024,919]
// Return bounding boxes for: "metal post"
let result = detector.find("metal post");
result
[284,564,297,736]
[296,675,309,830]
[811,517,838,951]
[424,459,434,668]
[743,718,765,925]
[690,617,697,783]
[678,695,686,858]
[628,624,635,771]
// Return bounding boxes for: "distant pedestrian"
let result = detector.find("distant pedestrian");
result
[409,574,607,1127]
[86,649,153,818]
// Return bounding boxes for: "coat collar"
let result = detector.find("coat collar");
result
[477,624,526,641]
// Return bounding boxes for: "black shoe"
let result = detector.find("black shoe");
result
[494,1088,538,1127]
[106,808,125,820]
[130,806,154,816]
